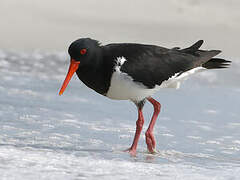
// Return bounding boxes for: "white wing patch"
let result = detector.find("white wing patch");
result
[159,67,206,89]
[116,56,126,68]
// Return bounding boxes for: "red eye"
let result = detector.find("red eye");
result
[80,48,87,55]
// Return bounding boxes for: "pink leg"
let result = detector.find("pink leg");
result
[126,108,144,156]
[146,97,161,153]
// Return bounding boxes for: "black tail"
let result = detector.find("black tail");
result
[180,40,204,54]
[180,40,231,69]
[202,58,231,69]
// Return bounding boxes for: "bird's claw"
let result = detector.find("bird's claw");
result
[145,132,157,153]
[124,148,137,156]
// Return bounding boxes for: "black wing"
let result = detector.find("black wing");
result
[104,40,228,88]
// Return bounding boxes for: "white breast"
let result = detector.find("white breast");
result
[106,57,157,101]
[106,69,159,101]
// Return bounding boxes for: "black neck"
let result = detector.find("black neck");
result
[76,48,114,95]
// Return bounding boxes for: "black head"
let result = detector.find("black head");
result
[59,38,101,95]
[68,38,101,65]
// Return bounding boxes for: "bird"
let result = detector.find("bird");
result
[59,38,231,156]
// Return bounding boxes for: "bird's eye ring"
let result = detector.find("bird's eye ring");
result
[80,48,87,55]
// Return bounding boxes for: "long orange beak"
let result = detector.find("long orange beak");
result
[59,59,80,95]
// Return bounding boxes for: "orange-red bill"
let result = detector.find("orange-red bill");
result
[59,59,80,95]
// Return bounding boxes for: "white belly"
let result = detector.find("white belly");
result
[106,71,159,101]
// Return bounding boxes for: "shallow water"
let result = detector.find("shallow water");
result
[0,50,240,179]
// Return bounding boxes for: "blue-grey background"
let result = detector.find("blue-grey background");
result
[0,0,240,179]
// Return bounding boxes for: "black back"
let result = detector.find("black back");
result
[103,40,222,88]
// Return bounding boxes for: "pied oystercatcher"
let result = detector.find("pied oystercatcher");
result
[59,38,230,156]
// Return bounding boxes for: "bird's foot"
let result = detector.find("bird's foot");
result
[145,131,157,154]
[148,148,158,154]
[124,148,137,156]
